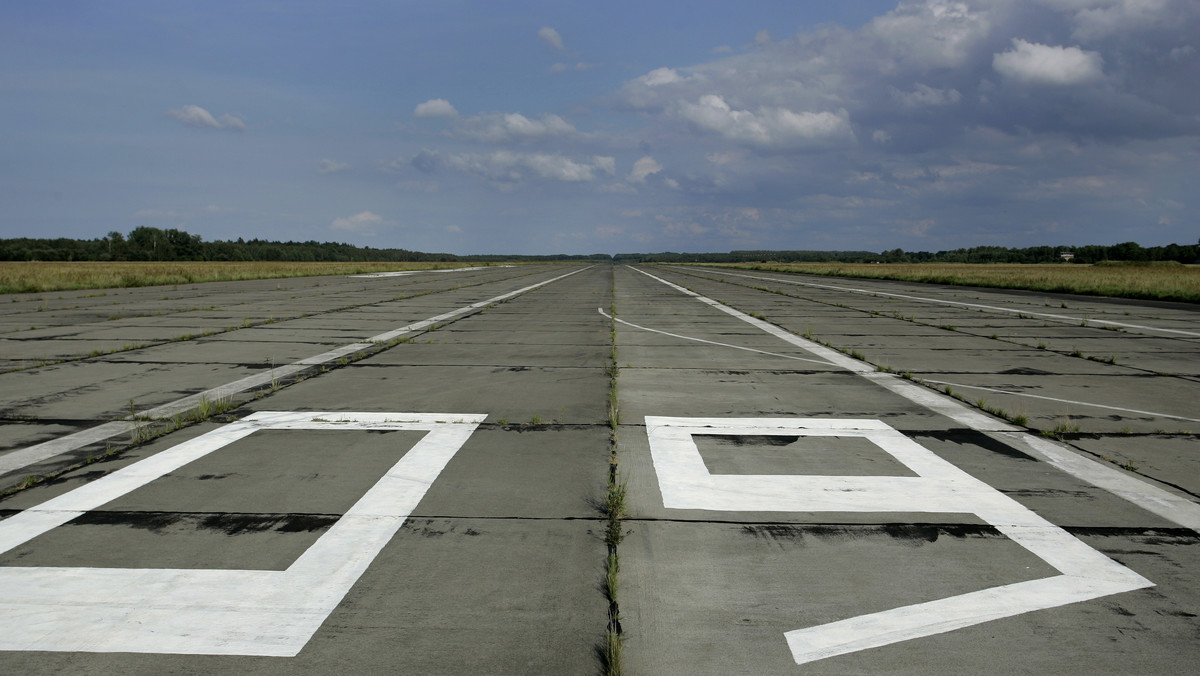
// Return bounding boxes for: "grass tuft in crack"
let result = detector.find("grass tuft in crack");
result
[601,265,625,676]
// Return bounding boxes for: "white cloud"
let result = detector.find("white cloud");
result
[638,67,686,87]
[538,26,565,51]
[1061,0,1176,41]
[592,156,616,175]
[867,0,992,68]
[218,114,246,131]
[628,156,662,183]
[444,224,463,233]
[166,105,222,130]
[454,112,576,142]
[993,39,1104,86]
[331,210,383,233]
[318,159,350,174]
[754,30,772,45]
[676,95,855,148]
[414,98,459,118]
[444,151,611,184]
[712,45,733,54]
[890,83,962,108]
[166,105,246,131]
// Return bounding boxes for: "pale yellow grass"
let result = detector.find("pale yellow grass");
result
[0,261,488,294]
[698,262,1200,303]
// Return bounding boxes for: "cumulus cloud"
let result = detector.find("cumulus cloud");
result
[628,156,663,183]
[538,26,565,51]
[444,151,613,185]
[414,98,458,118]
[166,105,246,131]
[890,83,962,108]
[218,114,246,131]
[866,0,992,68]
[993,39,1104,86]
[638,67,687,87]
[676,95,855,148]
[331,210,383,233]
[318,159,350,174]
[1058,0,1179,42]
[453,111,576,142]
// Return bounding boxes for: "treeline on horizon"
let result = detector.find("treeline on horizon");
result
[1,226,1197,265]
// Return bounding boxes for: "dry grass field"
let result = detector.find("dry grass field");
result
[0,261,492,294]
[701,262,1200,303]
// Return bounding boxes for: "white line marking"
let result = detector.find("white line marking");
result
[995,431,1200,532]
[922,379,1200,423]
[692,267,1200,337]
[0,411,485,656]
[596,308,836,367]
[629,266,1015,431]
[632,265,1200,533]
[349,265,512,278]
[0,267,589,476]
[645,416,1153,665]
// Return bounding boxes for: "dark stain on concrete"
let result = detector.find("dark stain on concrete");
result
[68,510,339,535]
[916,430,1037,461]
[703,434,801,447]
[740,523,1001,548]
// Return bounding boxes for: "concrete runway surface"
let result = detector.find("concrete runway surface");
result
[0,263,1196,674]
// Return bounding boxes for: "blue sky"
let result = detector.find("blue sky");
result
[2,1,1196,255]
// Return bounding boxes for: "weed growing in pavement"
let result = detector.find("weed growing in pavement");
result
[601,270,624,676]
[1045,418,1081,439]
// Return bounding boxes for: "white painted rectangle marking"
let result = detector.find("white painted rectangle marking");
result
[0,411,486,656]
[644,416,1153,665]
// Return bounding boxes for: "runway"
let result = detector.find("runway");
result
[1,264,1196,673]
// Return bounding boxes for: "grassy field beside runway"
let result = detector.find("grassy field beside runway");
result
[696,262,1200,303]
[0,261,502,294]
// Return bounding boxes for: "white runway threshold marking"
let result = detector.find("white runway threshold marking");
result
[0,411,486,656]
[645,416,1154,665]
[631,266,1200,532]
[0,266,587,476]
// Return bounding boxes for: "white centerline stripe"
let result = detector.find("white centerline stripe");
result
[597,307,836,367]
[0,266,590,476]
[631,265,1200,533]
[691,267,1200,338]
[922,379,1200,423]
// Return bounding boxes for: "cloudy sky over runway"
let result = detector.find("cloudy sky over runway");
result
[2,1,1197,254]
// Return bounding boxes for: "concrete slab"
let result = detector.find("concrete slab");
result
[619,368,957,430]
[254,363,608,425]
[1070,435,1200,498]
